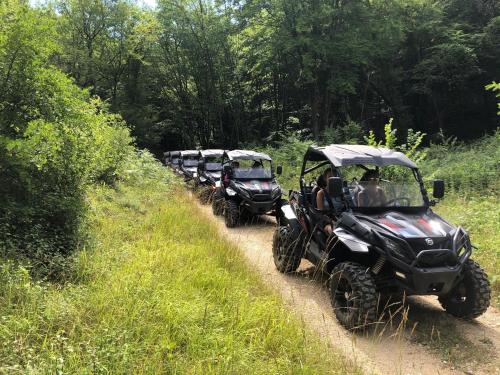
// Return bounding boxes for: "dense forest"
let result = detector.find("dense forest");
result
[49,0,500,152]
[2,0,497,154]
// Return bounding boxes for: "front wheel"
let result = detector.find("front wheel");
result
[224,199,240,228]
[198,187,212,204]
[438,259,491,319]
[329,262,379,330]
[272,225,303,273]
[212,189,224,216]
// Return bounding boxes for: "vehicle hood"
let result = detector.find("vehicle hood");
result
[183,167,197,175]
[357,211,454,242]
[203,171,221,180]
[235,180,277,193]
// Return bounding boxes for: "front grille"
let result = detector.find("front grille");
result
[253,194,272,202]
[414,249,458,268]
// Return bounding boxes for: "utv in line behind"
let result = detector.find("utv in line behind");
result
[165,151,181,172]
[212,150,284,228]
[194,149,225,204]
[179,150,200,181]
[274,144,491,330]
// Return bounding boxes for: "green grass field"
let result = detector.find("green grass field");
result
[434,193,499,307]
[0,174,360,374]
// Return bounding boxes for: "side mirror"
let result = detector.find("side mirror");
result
[276,165,283,175]
[327,177,343,198]
[433,179,445,199]
[223,165,231,174]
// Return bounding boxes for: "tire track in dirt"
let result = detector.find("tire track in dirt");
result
[195,198,499,375]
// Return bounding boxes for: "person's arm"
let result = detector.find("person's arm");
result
[316,189,325,211]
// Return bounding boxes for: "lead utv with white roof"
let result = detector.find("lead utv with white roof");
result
[212,150,284,227]
[274,144,491,330]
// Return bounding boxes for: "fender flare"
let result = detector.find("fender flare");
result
[280,204,303,233]
[332,228,370,253]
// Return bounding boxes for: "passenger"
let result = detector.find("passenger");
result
[316,168,343,235]
[357,169,387,207]
[223,161,239,187]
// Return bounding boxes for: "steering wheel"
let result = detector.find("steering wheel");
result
[386,197,411,207]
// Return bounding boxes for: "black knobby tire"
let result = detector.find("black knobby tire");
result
[198,187,212,204]
[224,199,240,228]
[438,259,491,319]
[272,225,303,273]
[212,189,224,216]
[329,262,379,330]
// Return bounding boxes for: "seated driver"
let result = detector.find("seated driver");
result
[316,168,343,235]
[223,161,239,186]
[357,169,387,207]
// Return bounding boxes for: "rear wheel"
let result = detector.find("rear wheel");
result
[329,262,379,330]
[438,259,490,319]
[212,189,224,216]
[224,199,240,228]
[272,225,303,273]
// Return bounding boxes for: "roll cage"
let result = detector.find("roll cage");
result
[299,145,431,212]
[221,150,275,180]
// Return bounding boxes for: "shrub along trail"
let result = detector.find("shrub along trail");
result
[194,196,500,375]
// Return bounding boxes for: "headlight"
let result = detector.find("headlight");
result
[381,236,414,262]
[226,187,237,196]
[272,187,282,198]
[199,176,207,182]
[193,172,198,178]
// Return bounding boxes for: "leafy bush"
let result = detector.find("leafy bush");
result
[259,131,312,191]
[421,130,499,194]
[0,3,134,274]
[365,118,427,164]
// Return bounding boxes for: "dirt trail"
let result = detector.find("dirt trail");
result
[196,199,500,375]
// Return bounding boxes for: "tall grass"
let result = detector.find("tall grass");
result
[0,163,359,374]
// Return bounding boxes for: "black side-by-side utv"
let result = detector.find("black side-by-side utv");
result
[194,149,225,203]
[212,150,284,227]
[179,150,200,180]
[163,151,170,165]
[274,144,491,330]
[166,151,181,172]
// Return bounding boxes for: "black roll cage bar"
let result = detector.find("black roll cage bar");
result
[299,155,431,210]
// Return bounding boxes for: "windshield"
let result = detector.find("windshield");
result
[171,158,179,165]
[342,165,425,208]
[232,159,272,179]
[183,157,198,167]
[205,156,222,171]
